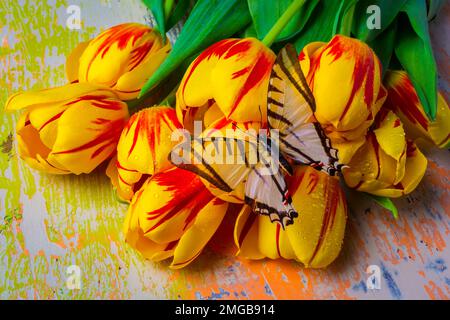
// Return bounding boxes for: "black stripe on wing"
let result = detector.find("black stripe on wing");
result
[245,196,298,229]
[278,44,316,111]
[172,146,234,192]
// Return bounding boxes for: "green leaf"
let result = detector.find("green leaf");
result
[335,0,359,36]
[395,0,437,120]
[166,0,196,31]
[247,0,320,43]
[140,0,251,96]
[143,0,166,37]
[367,19,397,76]
[352,0,408,42]
[238,23,258,39]
[292,0,345,51]
[427,0,446,20]
[367,194,399,219]
[353,0,415,42]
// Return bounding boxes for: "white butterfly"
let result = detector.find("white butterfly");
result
[170,44,341,228]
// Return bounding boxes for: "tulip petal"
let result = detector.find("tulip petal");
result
[79,24,156,87]
[307,35,384,133]
[373,110,406,162]
[117,107,181,176]
[178,38,275,123]
[429,93,450,148]
[384,70,450,148]
[114,107,182,201]
[49,93,129,174]
[170,198,229,269]
[259,215,296,260]
[114,40,171,100]
[331,136,365,165]
[136,168,215,244]
[179,39,238,110]
[286,166,347,268]
[66,41,90,83]
[4,83,108,111]
[234,206,265,259]
[124,187,172,260]
[298,41,325,76]
[17,125,68,174]
[210,39,275,122]
[399,142,427,194]
[16,113,68,174]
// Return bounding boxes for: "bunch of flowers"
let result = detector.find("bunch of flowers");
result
[5,0,449,269]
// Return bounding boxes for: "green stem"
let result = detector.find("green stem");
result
[262,0,306,47]
[164,0,175,21]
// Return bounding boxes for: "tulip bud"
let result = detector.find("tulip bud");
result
[235,166,347,268]
[106,106,183,201]
[343,110,428,197]
[177,38,276,123]
[68,23,171,100]
[299,36,387,164]
[384,70,450,149]
[5,83,128,175]
[123,167,229,269]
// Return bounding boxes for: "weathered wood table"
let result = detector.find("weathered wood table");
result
[0,0,448,299]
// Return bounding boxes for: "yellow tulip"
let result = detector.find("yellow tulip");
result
[343,110,428,197]
[106,106,183,201]
[123,167,229,269]
[235,166,347,268]
[384,70,450,149]
[67,23,171,100]
[5,83,129,175]
[299,36,387,163]
[177,38,276,123]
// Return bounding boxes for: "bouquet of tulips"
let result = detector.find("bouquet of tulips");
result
[5,0,449,269]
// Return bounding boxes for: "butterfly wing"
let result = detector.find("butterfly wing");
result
[169,129,257,193]
[268,44,341,175]
[244,161,297,229]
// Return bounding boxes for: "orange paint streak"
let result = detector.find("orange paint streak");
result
[424,281,449,299]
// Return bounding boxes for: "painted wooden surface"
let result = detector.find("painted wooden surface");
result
[0,0,449,300]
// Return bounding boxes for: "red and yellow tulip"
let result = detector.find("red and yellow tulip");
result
[5,83,129,175]
[67,23,171,100]
[235,166,347,268]
[384,70,450,149]
[123,167,229,269]
[299,35,387,163]
[177,38,276,124]
[106,106,183,201]
[343,110,427,198]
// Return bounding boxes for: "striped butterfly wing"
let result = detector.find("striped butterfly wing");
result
[169,120,298,227]
[244,159,297,229]
[169,127,257,193]
[268,44,341,176]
